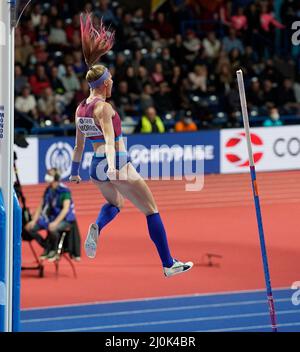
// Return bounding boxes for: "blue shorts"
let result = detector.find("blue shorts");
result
[89,152,131,182]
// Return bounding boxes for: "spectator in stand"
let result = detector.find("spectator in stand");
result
[277,78,299,114]
[125,66,141,99]
[113,81,137,118]
[61,65,81,94]
[31,4,42,28]
[273,56,296,82]
[15,85,38,120]
[36,15,50,43]
[263,107,283,127]
[216,50,231,73]
[37,87,64,123]
[132,7,145,31]
[33,41,49,64]
[18,34,34,67]
[241,45,259,76]
[225,82,242,128]
[114,53,128,82]
[175,111,198,132]
[145,47,159,68]
[259,2,285,56]
[202,32,221,61]
[49,66,65,95]
[118,12,135,45]
[131,49,143,73]
[183,29,201,64]
[114,6,124,28]
[230,7,248,33]
[247,77,264,109]
[71,31,82,51]
[154,82,175,116]
[95,0,118,27]
[262,79,277,108]
[22,19,36,43]
[66,14,81,43]
[169,65,183,110]
[137,66,151,88]
[29,64,50,96]
[48,5,60,25]
[245,2,260,47]
[151,62,165,87]
[160,48,175,78]
[15,32,23,65]
[218,0,232,27]
[170,34,185,66]
[151,12,174,39]
[215,62,233,96]
[188,64,208,95]
[134,107,165,134]
[260,3,285,33]
[222,28,244,54]
[48,19,68,47]
[73,51,86,77]
[15,64,28,95]
[140,84,155,112]
[261,59,281,82]
[151,29,166,52]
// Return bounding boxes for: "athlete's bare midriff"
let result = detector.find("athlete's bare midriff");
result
[92,138,127,154]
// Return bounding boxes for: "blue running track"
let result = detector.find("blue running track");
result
[20,288,300,332]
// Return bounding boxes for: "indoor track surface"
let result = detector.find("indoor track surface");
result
[20,171,300,331]
[21,288,300,332]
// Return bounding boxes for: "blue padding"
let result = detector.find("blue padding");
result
[0,189,6,332]
[12,191,22,332]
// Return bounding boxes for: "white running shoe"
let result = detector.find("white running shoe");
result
[163,259,194,278]
[84,223,99,258]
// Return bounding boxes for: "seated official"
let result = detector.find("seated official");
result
[25,168,77,261]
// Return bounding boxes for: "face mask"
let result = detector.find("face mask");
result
[270,112,279,121]
[44,174,55,183]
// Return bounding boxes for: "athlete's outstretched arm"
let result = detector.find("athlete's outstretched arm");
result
[70,108,86,183]
[73,124,86,163]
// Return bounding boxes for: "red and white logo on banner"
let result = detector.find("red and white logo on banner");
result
[225,132,264,167]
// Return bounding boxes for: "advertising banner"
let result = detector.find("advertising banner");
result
[38,131,220,182]
[221,126,300,173]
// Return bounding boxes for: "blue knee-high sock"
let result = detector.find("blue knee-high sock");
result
[96,203,120,234]
[146,213,173,268]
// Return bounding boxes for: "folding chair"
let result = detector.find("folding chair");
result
[21,231,44,278]
[53,223,80,279]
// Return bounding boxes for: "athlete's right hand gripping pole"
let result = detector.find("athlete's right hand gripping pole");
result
[236,69,278,332]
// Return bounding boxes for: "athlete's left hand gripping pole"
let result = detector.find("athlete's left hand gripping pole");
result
[236,69,278,332]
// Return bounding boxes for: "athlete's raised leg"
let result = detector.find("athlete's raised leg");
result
[111,163,193,277]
